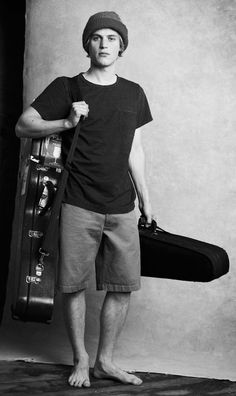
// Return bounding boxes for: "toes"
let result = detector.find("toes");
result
[68,375,90,388]
[76,379,90,388]
[132,376,142,385]
[68,376,75,386]
[68,377,79,387]
[83,380,91,387]
[124,373,142,385]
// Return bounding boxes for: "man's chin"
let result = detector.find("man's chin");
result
[92,59,116,68]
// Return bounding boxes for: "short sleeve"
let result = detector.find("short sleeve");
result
[31,77,71,120]
[136,86,153,129]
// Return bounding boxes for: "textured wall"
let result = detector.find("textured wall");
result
[2,0,236,380]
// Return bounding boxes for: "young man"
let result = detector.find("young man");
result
[16,11,153,388]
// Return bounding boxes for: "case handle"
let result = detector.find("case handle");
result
[37,180,56,216]
[138,216,167,234]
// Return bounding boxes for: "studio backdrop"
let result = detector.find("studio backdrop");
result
[1,0,236,381]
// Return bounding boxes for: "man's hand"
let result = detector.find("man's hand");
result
[139,201,156,226]
[65,101,89,129]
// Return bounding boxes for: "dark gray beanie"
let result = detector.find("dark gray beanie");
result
[82,11,128,51]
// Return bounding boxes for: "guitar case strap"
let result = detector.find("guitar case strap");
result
[39,76,83,263]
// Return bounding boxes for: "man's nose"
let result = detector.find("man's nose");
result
[100,38,108,48]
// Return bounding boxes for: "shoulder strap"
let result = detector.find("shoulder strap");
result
[64,76,83,171]
[67,75,81,102]
[39,76,83,259]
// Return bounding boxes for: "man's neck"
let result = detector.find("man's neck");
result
[83,66,117,86]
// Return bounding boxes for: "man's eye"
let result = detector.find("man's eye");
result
[92,36,99,41]
[108,37,116,41]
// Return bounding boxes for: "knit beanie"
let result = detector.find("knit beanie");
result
[82,11,128,51]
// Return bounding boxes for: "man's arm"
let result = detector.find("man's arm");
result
[15,106,69,138]
[15,101,89,139]
[129,127,153,224]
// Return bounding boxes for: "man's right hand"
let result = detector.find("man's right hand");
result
[65,101,89,129]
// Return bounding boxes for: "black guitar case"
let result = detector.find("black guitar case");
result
[10,77,81,323]
[139,218,229,282]
[10,135,63,323]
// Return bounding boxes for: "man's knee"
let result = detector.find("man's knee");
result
[62,288,86,303]
[106,291,131,303]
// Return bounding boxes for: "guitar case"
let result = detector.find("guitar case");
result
[10,76,81,324]
[10,134,63,323]
[139,218,229,282]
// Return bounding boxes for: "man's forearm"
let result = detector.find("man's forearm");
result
[129,166,151,213]
[129,144,152,222]
[15,105,74,139]
[15,116,70,139]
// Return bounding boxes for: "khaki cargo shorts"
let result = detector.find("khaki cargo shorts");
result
[57,203,141,293]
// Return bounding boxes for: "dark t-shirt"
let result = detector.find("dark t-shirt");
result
[31,73,152,214]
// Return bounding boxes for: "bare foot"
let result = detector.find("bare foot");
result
[93,360,142,385]
[68,357,90,388]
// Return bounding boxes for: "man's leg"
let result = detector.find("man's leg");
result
[94,291,142,385]
[62,290,90,388]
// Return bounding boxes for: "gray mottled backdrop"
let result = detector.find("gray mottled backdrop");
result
[1,0,236,380]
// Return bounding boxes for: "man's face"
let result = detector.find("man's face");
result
[88,28,121,67]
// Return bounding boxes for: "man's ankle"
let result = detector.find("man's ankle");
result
[74,352,89,365]
[95,355,112,367]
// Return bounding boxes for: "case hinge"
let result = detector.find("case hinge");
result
[28,230,44,238]
[26,276,41,284]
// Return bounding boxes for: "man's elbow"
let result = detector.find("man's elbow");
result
[15,120,24,138]
[15,117,31,138]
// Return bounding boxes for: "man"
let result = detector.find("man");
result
[16,11,153,388]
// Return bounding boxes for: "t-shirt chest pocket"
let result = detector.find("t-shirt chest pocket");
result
[118,108,137,133]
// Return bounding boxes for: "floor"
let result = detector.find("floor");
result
[1,360,236,396]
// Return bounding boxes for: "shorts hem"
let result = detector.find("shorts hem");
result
[97,282,141,292]
[57,281,89,293]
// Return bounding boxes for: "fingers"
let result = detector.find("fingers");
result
[146,214,153,225]
[72,101,89,118]
[141,212,157,227]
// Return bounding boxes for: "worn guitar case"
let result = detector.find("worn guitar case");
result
[10,134,63,323]
[10,77,81,323]
[139,218,229,282]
